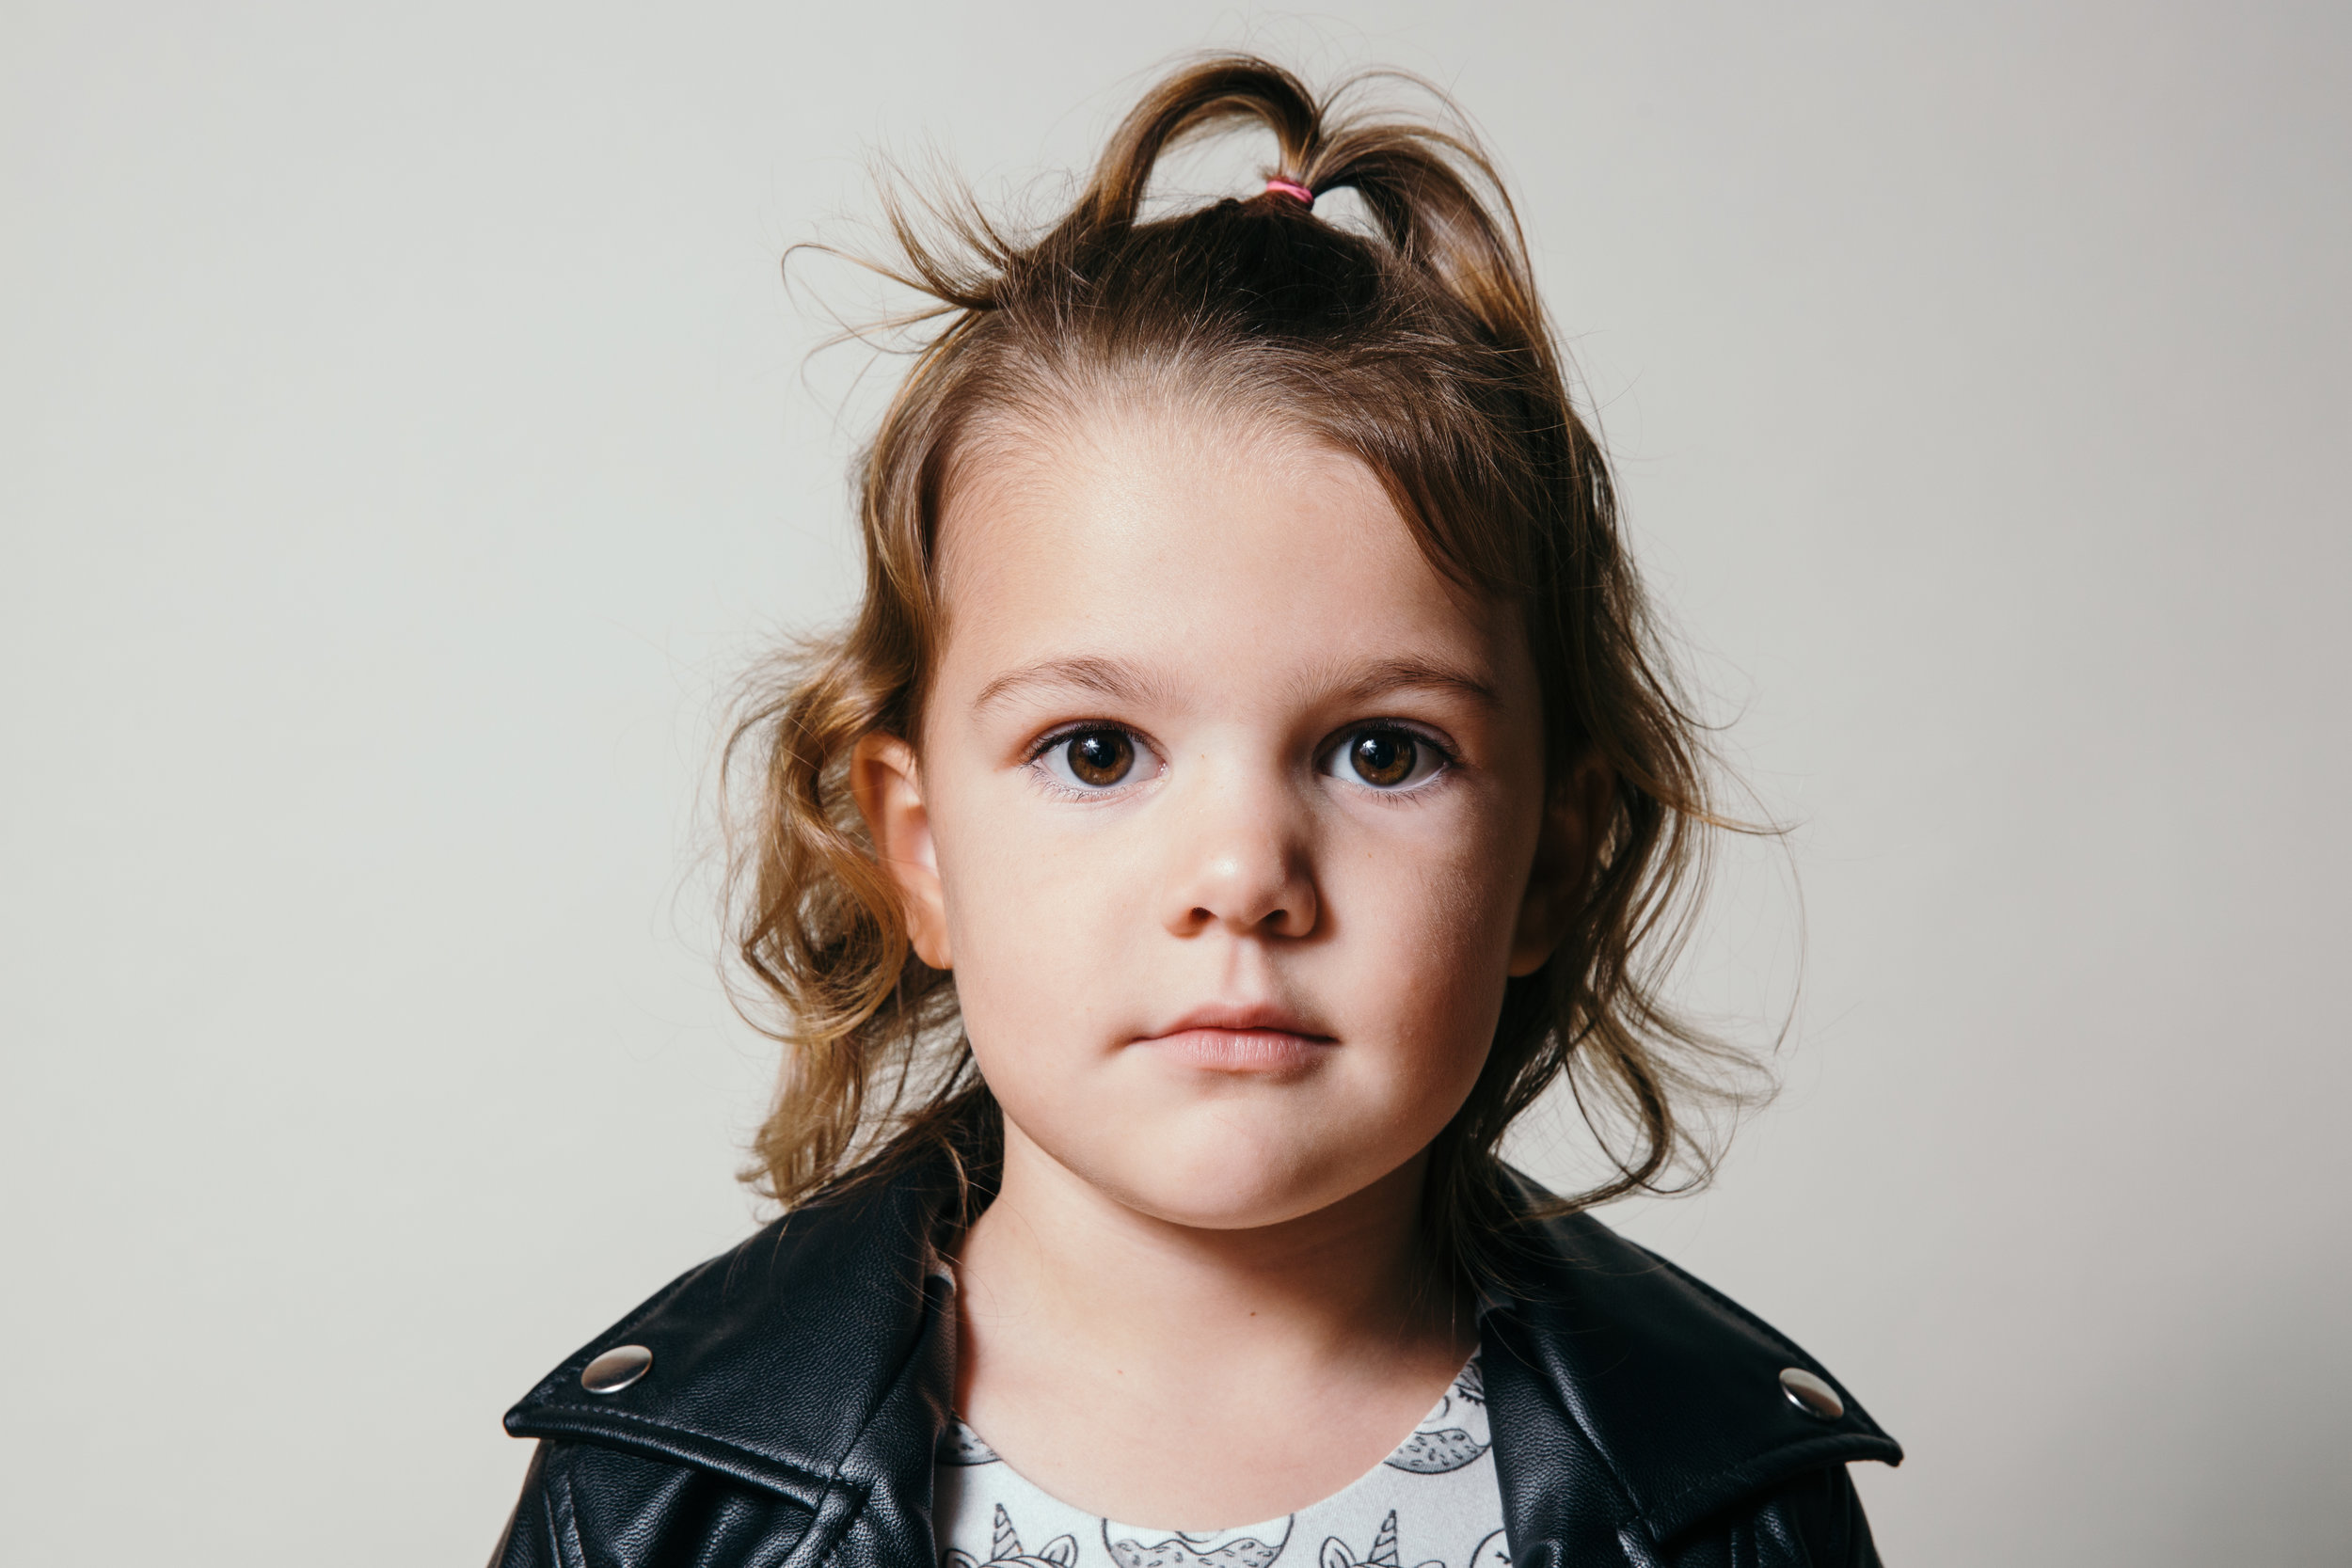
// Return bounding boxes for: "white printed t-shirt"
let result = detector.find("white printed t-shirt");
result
[934,1354,1506,1568]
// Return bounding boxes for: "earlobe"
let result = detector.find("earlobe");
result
[849,733,953,970]
[1507,755,1612,978]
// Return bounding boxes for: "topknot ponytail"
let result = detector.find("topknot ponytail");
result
[1055,59,1548,357]
[725,54,1762,1285]
[1064,58,1324,233]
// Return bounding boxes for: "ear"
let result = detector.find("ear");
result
[1507,752,1613,978]
[850,732,953,970]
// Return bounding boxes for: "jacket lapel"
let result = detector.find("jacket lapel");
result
[1478,1188,1900,1562]
[503,1163,958,1536]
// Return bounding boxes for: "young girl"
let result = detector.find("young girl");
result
[492,56,1900,1568]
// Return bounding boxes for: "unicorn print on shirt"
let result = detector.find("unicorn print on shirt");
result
[1103,1514,1295,1568]
[946,1505,1079,1568]
[1318,1511,1442,1568]
[1381,1356,1489,1475]
[935,1354,1501,1568]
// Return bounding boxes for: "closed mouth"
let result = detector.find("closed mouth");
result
[1135,1006,1337,1074]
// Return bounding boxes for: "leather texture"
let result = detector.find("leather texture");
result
[494,1159,1901,1568]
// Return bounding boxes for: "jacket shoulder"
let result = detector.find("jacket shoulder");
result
[491,1438,820,1568]
[1637,1463,1885,1568]
[501,1169,950,1500]
[1484,1180,1901,1553]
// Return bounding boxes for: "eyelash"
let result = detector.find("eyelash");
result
[1024,722,1166,800]
[1021,721,1459,799]
[1322,722,1457,797]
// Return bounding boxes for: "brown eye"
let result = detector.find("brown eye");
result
[1349,730,1415,787]
[1324,726,1444,790]
[1061,729,1135,787]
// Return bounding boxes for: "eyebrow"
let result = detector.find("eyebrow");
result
[971,656,1170,715]
[969,653,1500,716]
[1318,656,1502,710]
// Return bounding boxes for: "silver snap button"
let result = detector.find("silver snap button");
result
[1778,1366,1843,1420]
[581,1344,653,1395]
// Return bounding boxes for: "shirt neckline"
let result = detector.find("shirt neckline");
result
[941,1348,1488,1542]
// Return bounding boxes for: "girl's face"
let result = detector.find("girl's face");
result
[857,406,1581,1231]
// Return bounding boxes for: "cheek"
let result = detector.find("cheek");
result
[927,784,1140,1041]
[1326,794,1544,1114]
[1358,778,1537,943]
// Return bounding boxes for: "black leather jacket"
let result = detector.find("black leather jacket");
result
[493,1161,1901,1567]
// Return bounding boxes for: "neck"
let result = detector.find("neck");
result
[951,1120,1470,1402]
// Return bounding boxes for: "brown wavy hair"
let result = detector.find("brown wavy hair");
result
[722,55,1762,1275]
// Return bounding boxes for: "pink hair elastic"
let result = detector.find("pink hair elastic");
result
[1263,176,1315,207]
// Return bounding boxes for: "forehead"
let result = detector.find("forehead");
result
[932,404,1516,693]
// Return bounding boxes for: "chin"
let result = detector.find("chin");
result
[1079,1131,1375,1232]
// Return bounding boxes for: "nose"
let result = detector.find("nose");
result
[1161,759,1320,941]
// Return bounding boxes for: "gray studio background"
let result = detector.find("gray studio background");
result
[5,4,2346,1563]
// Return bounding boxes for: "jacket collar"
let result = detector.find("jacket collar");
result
[505,1157,959,1506]
[505,1156,1899,1550]
[1475,1171,1901,1545]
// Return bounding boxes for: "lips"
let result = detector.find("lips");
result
[1134,1004,1337,1074]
